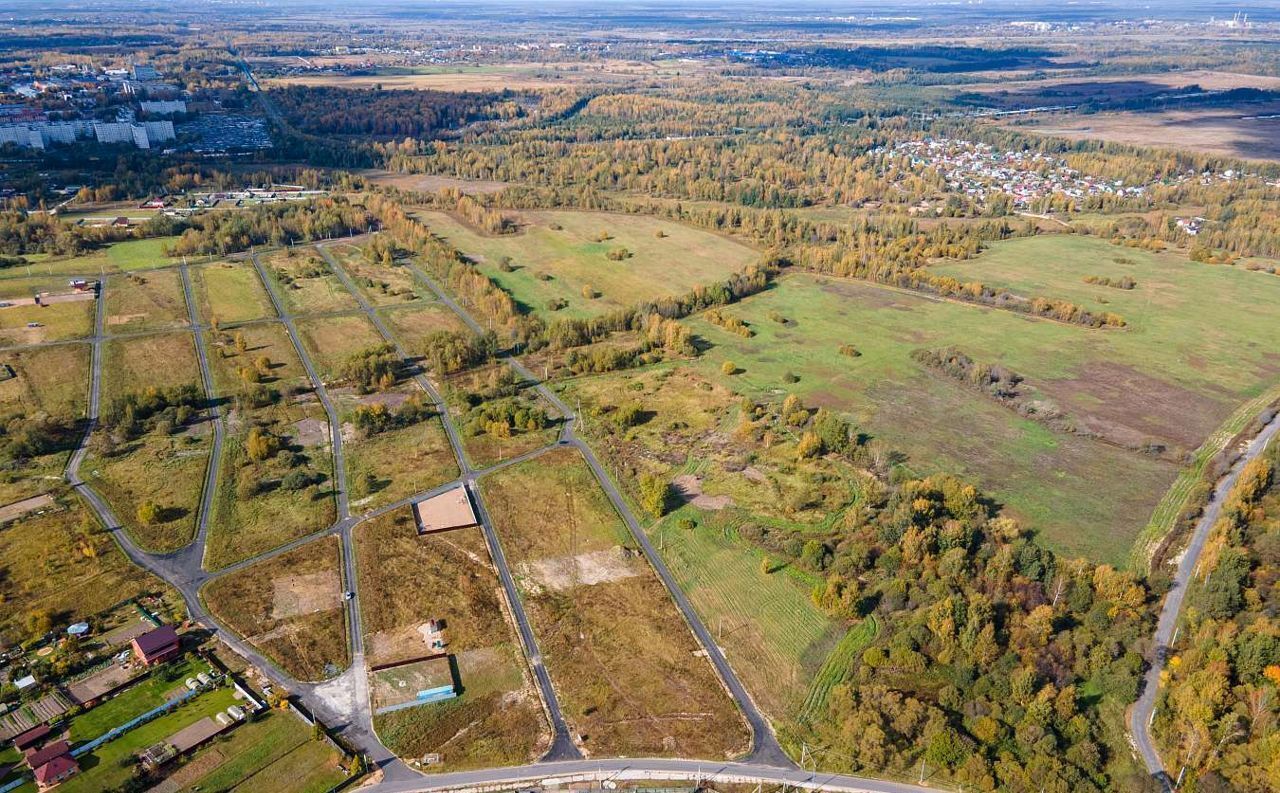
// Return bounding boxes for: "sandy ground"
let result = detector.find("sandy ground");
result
[518,548,642,591]
[672,474,734,510]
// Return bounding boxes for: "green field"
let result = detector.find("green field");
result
[190,261,277,326]
[415,209,759,320]
[0,278,96,346]
[160,709,348,793]
[0,344,89,504]
[0,237,183,280]
[380,304,474,358]
[105,270,190,333]
[66,657,210,742]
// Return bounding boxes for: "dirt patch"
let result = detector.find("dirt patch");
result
[271,569,341,620]
[0,493,55,523]
[518,548,643,592]
[292,417,330,447]
[672,474,734,510]
[741,466,768,484]
[1043,361,1229,452]
[107,313,147,326]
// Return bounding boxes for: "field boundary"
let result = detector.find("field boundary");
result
[1130,382,1280,570]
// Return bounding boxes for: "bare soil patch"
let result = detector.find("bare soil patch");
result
[518,548,644,592]
[672,474,734,510]
[0,493,55,523]
[271,569,341,620]
[291,417,330,447]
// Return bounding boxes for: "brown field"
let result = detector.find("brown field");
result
[482,448,749,759]
[344,406,460,511]
[105,270,189,333]
[202,536,349,681]
[323,243,424,306]
[295,314,386,382]
[0,500,168,646]
[356,509,549,770]
[381,305,474,359]
[1009,103,1280,161]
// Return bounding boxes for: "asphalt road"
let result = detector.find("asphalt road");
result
[1128,413,1280,789]
[178,265,225,567]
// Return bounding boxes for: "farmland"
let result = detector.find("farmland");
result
[190,261,277,326]
[413,210,759,320]
[202,536,350,681]
[104,270,189,332]
[0,501,167,646]
[482,448,750,759]
[203,321,336,569]
[0,237,183,279]
[356,509,549,769]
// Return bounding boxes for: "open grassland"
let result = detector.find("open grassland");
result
[324,243,424,306]
[447,364,562,468]
[203,323,336,569]
[650,507,842,725]
[344,410,459,511]
[482,448,749,759]
[90,332,210,552]
[381,304,474,358]
[0,344,89,503]
[191,261,277,326]
[295,313,385,382]
[263,248,360,316]
[414,210,758,320]
[0,237,183,280]
[0,500,166,646]
[203,536,349,681]
[105,269,189,333]
[357,509,550,769]
[159,708,348,793]
[683,271,1186,564]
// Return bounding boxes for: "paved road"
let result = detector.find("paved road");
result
[1129,413,1280,789]
[178,265,225,569]
[408,262,789,764]
[315,243,581,759]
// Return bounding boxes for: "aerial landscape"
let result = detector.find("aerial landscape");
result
[1,1,1279,791]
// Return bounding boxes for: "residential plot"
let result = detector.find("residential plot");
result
[261,248,359,315]
[150,708,348,793]
[482,448,749,759]
[0,500,168,646]
[203,536,350,681]
[356,509,549,770]
[0,277,96,346]
[88,332,211,552]
[104,270,189,333]
[203,322,336,569]
[414,210,759,320]
[0,344,89,504]
[294,313,385,382]
[342,399,459,511]
[325,243,424,306]
[0,237,183,279]
[190,261,277,326]
[448,364,561,469]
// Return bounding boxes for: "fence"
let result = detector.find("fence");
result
[72,687,199,758]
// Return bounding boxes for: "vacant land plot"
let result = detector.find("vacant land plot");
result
[203,322,336,569]
[89,332,210,551]
[0,501,166,646]
[324,243,424,306]
[105,270,189,332]
[482,448,749,758]
[360,171,510,195]
[357,509,548,769]
[381,304,474,358]
[295,313,385,382]
[190,261,277,326]
[0,344,89,503]
[0,237,183,280]
[0,278,96,345]
[154,708,347,793]
[203,536,349,681]
[414,210,758,320]
[344,410,459,511]
[263,248,360,315]
[682,262,1242,563]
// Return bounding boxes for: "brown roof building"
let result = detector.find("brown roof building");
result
[131,625,179,666]
[413,486,478,535]
[12,724,51,752]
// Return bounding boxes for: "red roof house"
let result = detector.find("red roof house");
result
[12,724,51,752]
[131,625,180,666]
[24,740,72,770]
[31,753,78,790]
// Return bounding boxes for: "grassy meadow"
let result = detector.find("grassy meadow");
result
[105,269,190,333]
[191,261,277,326]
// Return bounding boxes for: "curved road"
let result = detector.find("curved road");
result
[1129,413,1280,789]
